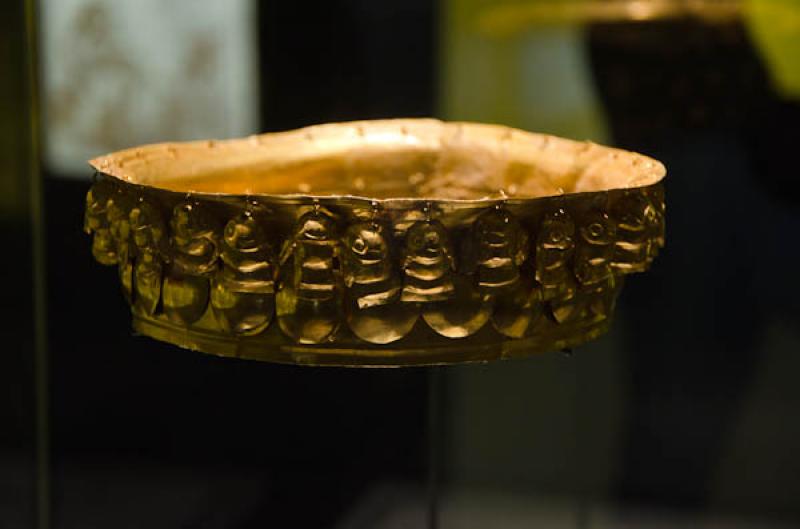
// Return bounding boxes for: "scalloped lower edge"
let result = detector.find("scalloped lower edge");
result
[132,313,612,367]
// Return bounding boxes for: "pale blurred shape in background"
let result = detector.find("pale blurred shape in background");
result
[41,0,257,177]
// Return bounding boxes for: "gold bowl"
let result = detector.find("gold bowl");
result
[85,119,665,366]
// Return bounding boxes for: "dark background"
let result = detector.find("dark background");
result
[1,2,37,528]
[4,1,800,528]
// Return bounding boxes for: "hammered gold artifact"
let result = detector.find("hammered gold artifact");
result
[85,119,665,366]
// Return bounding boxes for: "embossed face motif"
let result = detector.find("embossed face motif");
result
[539,210,575,252]
[614,192,653,235]
[224,212,265,252]
[574,210,616,286]
[647,185,665,213]
[106,192,133,246]
[345,224,388,264]
[296,212,333,243]
[171,202,218,248]
[130,200,165,251]
[171,203,198,243]
[579,211,615,246]
[644,186,665,249]
[473,209,528,295]
[84,180,115,233]
[406,221,449,262]
[169,202,219,276]
[476,209,515,250]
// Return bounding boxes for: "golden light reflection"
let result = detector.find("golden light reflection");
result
[84,119,666,367]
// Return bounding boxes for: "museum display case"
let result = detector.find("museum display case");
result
[4,0,800,527]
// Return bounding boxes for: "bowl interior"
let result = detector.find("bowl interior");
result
[89,119,665,201]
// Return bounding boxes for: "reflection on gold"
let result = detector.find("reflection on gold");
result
[84,119,666,367]
[90,119,663,199]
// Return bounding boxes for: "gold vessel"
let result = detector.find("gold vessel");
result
[84,119,665,366]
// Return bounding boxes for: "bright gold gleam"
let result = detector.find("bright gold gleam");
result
[85,119,665,367]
